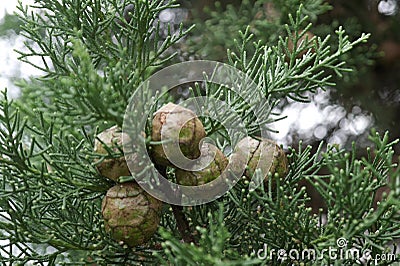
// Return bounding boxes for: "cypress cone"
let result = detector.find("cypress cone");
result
[151,103,206,167]
[230,136,288,182]
[101,182,163,247]
[94,126,145,182]
[175,143,228,186]
[94,125,130,182]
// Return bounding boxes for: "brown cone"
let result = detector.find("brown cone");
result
[94,125,130,182]
[175,143,228,186]
[101,182,163,247]
[151,103,206,167]
[230,137,288,183]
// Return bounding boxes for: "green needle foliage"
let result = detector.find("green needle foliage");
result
[0,0,399,265]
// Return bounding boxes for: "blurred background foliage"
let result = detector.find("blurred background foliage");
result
[0,13,22,36]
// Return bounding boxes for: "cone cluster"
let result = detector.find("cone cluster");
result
[95,102,288,247]
[95,126,162,247]
[150,103,228,186]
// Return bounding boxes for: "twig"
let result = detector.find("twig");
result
[171,204,196,244]
[155,164,196,244]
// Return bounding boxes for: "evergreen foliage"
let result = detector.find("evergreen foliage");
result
[0,0,399,265]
